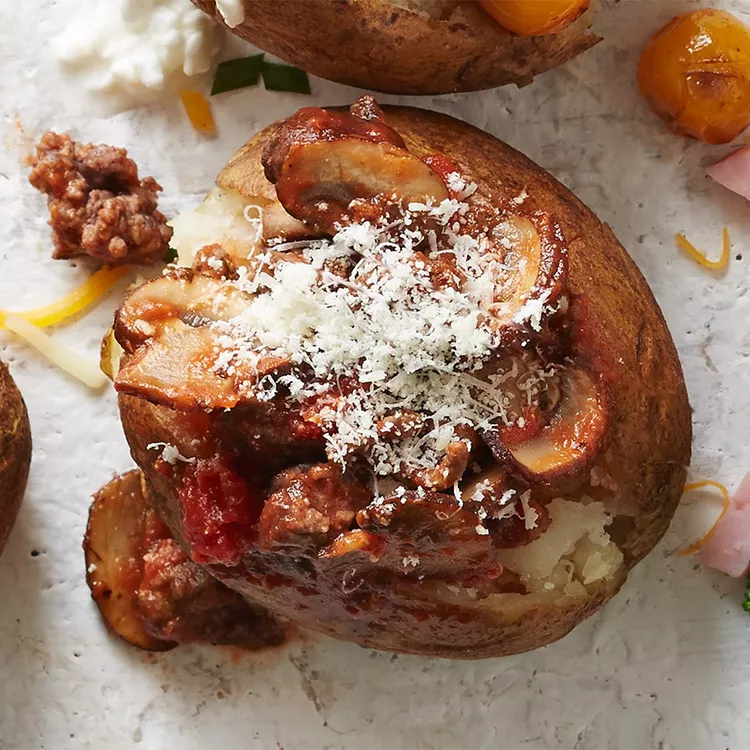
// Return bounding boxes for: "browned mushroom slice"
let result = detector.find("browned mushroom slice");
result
[488,213,567,332]
[114,270,277,411]
[262,102,407,184]
[261,104,448,235]
[114,268,248,350]
[273,140,449,235]
[257,464,370,554]
[352,490,501,584]
[504,368,609,482]
[84,471,176,652]
[116,321,243,411]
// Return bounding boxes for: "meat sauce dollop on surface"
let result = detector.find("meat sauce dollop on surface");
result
[29,132,172,265]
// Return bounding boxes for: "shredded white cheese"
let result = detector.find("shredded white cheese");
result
[3,314,106,390]
[146,442,197,465]
[519,490,540,531]
[177,180,564,483]
[211,202,535,476]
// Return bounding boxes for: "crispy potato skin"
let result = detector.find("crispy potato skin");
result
[120,108,691,658]
[0,362,31,557]
[191,0,598,94]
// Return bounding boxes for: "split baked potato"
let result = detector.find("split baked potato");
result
[0,361,31,557]
[192,0,598,94]
[111,98,690,659]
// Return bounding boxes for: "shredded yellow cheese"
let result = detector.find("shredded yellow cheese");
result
[677,479,730,556]
[180,90,216,136]
[0,266,129,330]
[675,228,730,271]
[3,314,107,390]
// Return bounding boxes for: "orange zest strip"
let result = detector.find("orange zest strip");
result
[677,479,731,556]
[0,266,129,329]
[180,90,216,136]
[675,228,730,271]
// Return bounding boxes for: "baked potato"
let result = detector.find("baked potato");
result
[192,0,598,94]
[0,361,31,557]
[112,97,690,659]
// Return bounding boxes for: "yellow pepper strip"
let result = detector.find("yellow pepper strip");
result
[677,480,731,556]
[3,314,107,390]
[675,228,730,271]
[0,266,129,330]
[180,90,216,136]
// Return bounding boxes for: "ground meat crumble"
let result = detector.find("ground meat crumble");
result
[29,132,172,265]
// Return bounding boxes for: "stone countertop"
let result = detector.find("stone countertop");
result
[1,0,749,747]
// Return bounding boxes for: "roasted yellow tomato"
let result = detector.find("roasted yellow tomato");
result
[638,9,750,144]
[479,0,590,36]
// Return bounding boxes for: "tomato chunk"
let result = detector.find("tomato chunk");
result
[178,456,262,566]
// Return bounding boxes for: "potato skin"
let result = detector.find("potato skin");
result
[191,0,598,94]
[120,107,691,658]
[0,362,31,557]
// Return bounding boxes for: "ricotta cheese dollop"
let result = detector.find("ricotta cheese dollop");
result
[54,0,218,107]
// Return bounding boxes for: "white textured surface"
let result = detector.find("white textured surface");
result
[1,0,750,748]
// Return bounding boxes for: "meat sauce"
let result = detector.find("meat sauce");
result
[178,456,262,566]
[29,132,172,265]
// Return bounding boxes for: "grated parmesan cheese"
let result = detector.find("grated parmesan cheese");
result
[176,179,563,482]
[146,441,197,465]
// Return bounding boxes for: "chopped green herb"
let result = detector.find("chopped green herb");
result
[211,54,264,96]
[261,61,311,94]
[164,246,178,264]
[744,568,750,613]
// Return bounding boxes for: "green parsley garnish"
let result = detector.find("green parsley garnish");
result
[743,568,750,613]
[261,61,311,94]
[211,54,264,96]
[164,246,178,264]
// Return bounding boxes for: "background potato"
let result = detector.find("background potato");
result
[191,0,598,94]
[0,361,31,557]
[120,107,691,658]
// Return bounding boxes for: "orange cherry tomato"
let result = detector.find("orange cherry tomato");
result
[479,0,590,36]
[638,9,750,144]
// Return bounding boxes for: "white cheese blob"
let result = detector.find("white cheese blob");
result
[215,0,246,28]
[54,0,218,108]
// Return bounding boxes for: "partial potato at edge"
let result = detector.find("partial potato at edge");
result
[0,361,31,557]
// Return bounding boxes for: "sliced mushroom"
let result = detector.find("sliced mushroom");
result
[487,213,567,334]
[262,104,449,235]
[115,268,248,350]
[114,270,278,411]
[84,471,177,651]
[499,368,609,482]
[257,463,370,554]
